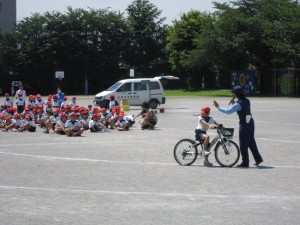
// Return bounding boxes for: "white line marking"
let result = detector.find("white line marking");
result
[1,151,300,169]
[0,152,175,166]
[0,185,298,200]
[256,138,300,144]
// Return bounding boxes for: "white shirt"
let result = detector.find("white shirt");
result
[35,99,45,107]
[4,98,13,107]
[27,120,36,127]
[65,119,82,130]
[15,89,26,100]
[50,114,61,123]
[196,115,216,131]
[89,119,97,128]
[12,118,24,127]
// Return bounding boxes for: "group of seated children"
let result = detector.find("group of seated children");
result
[1,93,158,136]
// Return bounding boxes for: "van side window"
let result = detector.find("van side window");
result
[117,83,132,92]
[149,82,160,90]
[134,83,147,91]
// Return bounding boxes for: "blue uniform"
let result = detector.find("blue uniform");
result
[218,97,263,165]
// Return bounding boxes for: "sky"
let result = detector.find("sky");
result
[17,0,228,24]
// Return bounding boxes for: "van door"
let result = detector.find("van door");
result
[115,82,134,105]
[132,82,149,105]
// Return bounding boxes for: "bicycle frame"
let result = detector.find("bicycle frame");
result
[193,128,230,154]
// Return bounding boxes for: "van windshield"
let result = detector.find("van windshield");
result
[107,82,122,91]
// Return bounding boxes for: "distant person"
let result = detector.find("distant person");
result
[3,93,13,109]
[56,87,65,106]
[15,84,26,101]
[213,86,263,168]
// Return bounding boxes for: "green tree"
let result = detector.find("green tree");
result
[10,8,130,94]
[210,0,300,93]
[126,0,169,76]
[166,10,214,89]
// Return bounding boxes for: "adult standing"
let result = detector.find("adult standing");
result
[56,87,65,107]
[213,86,263,168]
[15,84,26,101]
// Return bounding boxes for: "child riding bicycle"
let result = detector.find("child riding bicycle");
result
[195,106,220,165]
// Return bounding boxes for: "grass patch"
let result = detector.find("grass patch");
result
[165,89,232,97]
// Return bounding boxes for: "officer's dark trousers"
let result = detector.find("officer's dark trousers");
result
[239,119,263,165]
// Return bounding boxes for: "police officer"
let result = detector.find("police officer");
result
[213,86,263,168]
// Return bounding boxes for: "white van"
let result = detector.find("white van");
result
[93,78,166,109]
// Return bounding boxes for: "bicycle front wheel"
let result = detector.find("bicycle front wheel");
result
[215,140,240,167]
[174,139,198,166]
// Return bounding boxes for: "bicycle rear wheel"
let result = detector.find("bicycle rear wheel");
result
[174,139,198,166]
[215,140,240,167]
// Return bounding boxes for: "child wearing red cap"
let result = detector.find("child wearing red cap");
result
[108,94,119,111]
[28,95,36,107]
[115,113,129,131]
[60,96,67,108]
[70,97,76,107]
[80,110,90,130]
[44,108,61,133]
[52,94,60,108]
[35,94,44,109]
[195,106,220,166]
[1,116,13,131]
[54,113,68,134]
[16,93,25,113]
[19,114,37,132]
[64,112,84,136]
[89,114,101,132]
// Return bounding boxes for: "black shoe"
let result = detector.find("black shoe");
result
[237,163,249,168]
[254,159,263,166]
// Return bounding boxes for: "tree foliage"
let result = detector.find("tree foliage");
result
[1,0,300,94]
[126,0,169,76]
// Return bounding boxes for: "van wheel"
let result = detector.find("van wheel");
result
[149,99,159,109]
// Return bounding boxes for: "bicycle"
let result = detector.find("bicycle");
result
[173,125,240,167]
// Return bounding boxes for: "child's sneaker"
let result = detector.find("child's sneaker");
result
[202,150,211,156]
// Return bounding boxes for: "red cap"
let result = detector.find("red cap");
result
[47,101,52,105]
[13,113,19,118]
[8,108,14,113]
[93,107,98,112]
[5,116,11,120]
[63,96,67,100]
[92,114,98,118]
[18,93,22,96]
[115,105,120,110]
[88,104,92,107]
[119,113,124,117]
[70,112,76,117]
[52,94,57,99]
[200,106,210,114]
[109,94,115,99]
[101,107,106,111]
[29,94,33,98]
[25,114,31,119]
[60,113,67,118]
[72,96,76,99]
[48,95,52,99]
[36,94,41,98]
